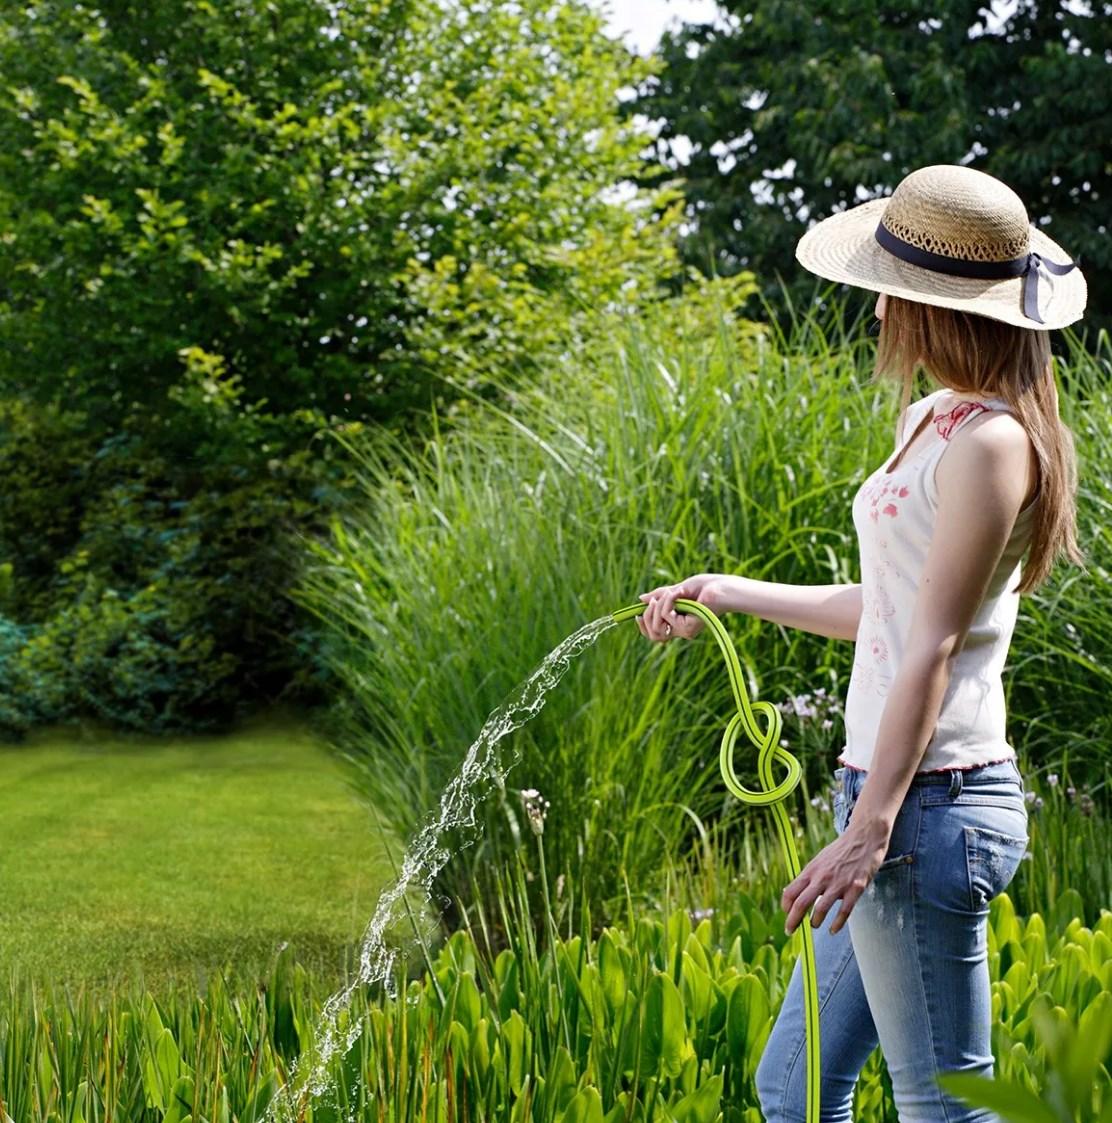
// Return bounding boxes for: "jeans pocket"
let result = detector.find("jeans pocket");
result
[964,825,1028,911]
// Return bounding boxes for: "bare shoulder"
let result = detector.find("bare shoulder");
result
[959,407,1031,451]
[937,408,1035,510]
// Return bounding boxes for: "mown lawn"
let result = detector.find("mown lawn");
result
[0,711,388,992]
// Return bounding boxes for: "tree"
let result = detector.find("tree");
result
[0,0,690,733]
[0,0,686,442]
[623,0,1111,339]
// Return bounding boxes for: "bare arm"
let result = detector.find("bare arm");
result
[710,397,917,641]
[640,405,918,645]
[713,576,862,641]
[638,573,862,643]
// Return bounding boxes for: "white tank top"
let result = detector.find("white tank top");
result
[839,387,1037,773]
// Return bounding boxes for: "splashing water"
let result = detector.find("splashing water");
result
[267,613,622,1121]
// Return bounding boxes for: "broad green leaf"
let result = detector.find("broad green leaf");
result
[936,1072,1061,1123]
[453,971,483,1035]
[503,1010,529,1095]
[547,1046,578,1115]
[471,1016,491,1083]
[727,973,771,1066]
[599,930,629,1019]
[644,970,689,1079]
[164,1076,195,1123]
[560,1085,605,1123]
[671,1073,724,1123]
[681,952,713,1024]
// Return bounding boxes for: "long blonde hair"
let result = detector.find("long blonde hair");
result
[873,294,1085,594]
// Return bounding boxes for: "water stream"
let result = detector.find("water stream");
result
[268,612,623,1120]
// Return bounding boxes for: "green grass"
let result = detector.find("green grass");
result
[0,709,389,992]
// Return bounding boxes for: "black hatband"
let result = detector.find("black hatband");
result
[874,220,1076,324]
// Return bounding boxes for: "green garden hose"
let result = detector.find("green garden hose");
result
[611,597,822,1123]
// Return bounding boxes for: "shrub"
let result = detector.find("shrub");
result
[0,397,335,736]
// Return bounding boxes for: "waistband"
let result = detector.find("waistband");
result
[837,756,1022,788]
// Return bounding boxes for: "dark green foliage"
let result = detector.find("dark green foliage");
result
[625,0,1112,338]
[0,0,685,733]
[0,396,339,736]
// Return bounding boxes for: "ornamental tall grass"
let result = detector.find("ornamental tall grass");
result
[294,291,1112,938]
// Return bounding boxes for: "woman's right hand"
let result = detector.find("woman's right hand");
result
[636,574,727,643]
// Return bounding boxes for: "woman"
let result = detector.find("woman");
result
[636,164,1087,1122]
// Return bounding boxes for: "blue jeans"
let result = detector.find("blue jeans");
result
[755,758,1029,1122]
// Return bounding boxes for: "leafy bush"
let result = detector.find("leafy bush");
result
[0,0,686,433]
[0,396,336,736]
[0,0,694,734]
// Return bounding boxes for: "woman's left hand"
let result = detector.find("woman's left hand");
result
[781,822,891,936]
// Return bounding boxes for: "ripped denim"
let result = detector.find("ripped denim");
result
[755,757,1029,1122]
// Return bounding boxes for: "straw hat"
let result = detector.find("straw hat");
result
[795,164,1086,330]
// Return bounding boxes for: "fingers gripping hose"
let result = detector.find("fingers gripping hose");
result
[611,597,822,1123]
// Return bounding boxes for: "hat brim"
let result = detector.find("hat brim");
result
[795,197,1087,330]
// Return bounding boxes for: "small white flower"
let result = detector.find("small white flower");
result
[1047,773,1059,787]
[520,788,551,835]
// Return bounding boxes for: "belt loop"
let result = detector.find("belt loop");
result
[948,769,963,798]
